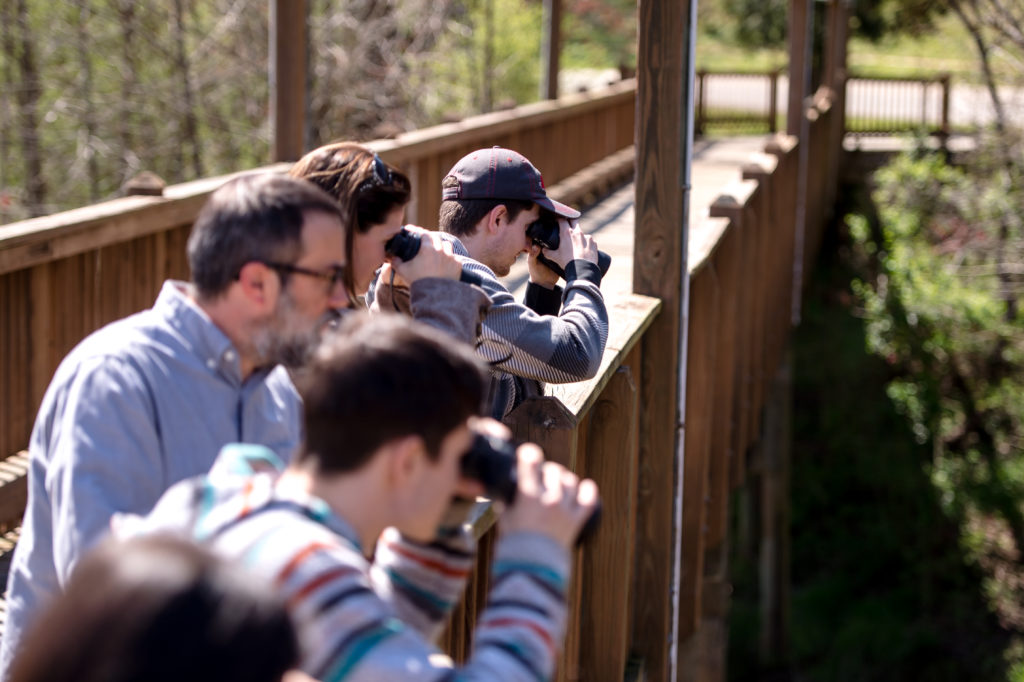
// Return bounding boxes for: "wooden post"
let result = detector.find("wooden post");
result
[696,71,706,136]
[786,0,811,136]
[578,363,640,682]
[505,396,580,681]
[758,353,793,665]
[678,266,718,641]
[270,0,307,162]
[769,70,779,133]
[824,0,850,201]
[634,0,696,677]
[940,73,951,139]
[540,0,562,100]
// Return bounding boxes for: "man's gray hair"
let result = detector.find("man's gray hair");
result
[187,173,343,299]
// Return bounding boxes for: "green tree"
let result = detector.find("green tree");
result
[847,141,1024,647]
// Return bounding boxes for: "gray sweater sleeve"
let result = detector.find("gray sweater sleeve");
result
[368,276,491,345]
[465,258,609,384]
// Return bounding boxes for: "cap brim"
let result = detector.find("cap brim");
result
[536,196,581,219]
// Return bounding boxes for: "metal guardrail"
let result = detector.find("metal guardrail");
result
[846,72,951,136]
[695,69,954,138]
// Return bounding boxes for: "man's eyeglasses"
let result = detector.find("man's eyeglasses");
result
[260,261,346,289]
[357,153,392,194]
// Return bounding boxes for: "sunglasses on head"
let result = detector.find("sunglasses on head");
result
[357,153,392,194]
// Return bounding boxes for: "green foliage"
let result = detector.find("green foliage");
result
[729,235,1012,680]
[723,0,787,49]
[0,0,637,222]
[844,139,1024,672]
[416,0,543,121]
[562,0,637,71]
[708,0,946,50]
[851,0,947,43]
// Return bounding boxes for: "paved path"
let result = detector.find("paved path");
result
[504,135,770,301]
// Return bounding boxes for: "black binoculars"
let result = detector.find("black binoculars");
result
[526,215,611,280]
[384,227,421,262]
[460,432,601,544]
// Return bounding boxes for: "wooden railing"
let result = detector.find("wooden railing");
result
[0,74,848,680]
[0,80,648,660]
[444,84,840,680]
[0,79,636,464]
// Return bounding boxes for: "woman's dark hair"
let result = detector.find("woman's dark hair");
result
[289,142,411,295]
[294,312,487,474]
[9,535,298,682]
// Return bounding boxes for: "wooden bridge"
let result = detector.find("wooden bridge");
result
[0,0,857,679]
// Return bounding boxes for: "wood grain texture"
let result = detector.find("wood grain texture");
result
[578,363,640,682]
[633,0,694,672]
[270,0,307,163]
[705,225,740,551]
[678,266,718,642]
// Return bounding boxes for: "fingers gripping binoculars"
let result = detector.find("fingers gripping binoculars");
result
[526,215,611,280]
[460,432,601,545]
[384,228,422,262]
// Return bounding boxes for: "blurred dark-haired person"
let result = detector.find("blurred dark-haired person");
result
[122,313,599,682]
[374,147,608,418]
[9,534,310,682]
[0,173,349,676]
[290,142,490,343]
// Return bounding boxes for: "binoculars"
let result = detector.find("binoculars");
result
[461,432,601,545]
[384,227,422,262]
[526,215,611,280]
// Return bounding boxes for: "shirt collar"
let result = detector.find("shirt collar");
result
[439,231,470,258]
[154,281,255,384]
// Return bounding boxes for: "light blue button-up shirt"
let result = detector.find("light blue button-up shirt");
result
[0,281,302,673]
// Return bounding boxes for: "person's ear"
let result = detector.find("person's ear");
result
[236,262,279,312]
[486,204,508,234]
[387,434,426,493]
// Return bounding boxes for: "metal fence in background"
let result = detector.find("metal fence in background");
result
[695,69,954,139]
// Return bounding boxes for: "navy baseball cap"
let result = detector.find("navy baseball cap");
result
[441,147,581,219]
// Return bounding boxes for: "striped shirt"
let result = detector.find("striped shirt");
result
[123,447,571,682]
[369,234,609,417]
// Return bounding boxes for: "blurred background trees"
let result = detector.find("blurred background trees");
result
[0,0,637,224]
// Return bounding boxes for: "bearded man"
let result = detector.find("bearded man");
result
[0,173,349,675]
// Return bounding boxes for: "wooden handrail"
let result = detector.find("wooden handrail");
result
[0,80,637,278]
[375,79,636,163]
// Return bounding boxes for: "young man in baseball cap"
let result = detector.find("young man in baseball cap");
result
[434,147,609,417]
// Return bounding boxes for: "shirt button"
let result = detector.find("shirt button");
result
[206,358,216,370]
[224,350,236,362]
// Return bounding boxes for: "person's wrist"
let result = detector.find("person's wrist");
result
[529,273,558,289]
[564,259,601,284]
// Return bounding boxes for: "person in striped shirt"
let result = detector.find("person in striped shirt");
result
[120,313,599,681]
[371,147,609,418]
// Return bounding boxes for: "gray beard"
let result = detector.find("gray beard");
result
[251,295,338,370]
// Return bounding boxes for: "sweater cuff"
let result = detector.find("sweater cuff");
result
[493,531,572,592]
[564,259,602,286]
[524,281,564,315]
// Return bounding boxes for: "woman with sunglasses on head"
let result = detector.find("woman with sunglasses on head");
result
[289,143,490,343]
